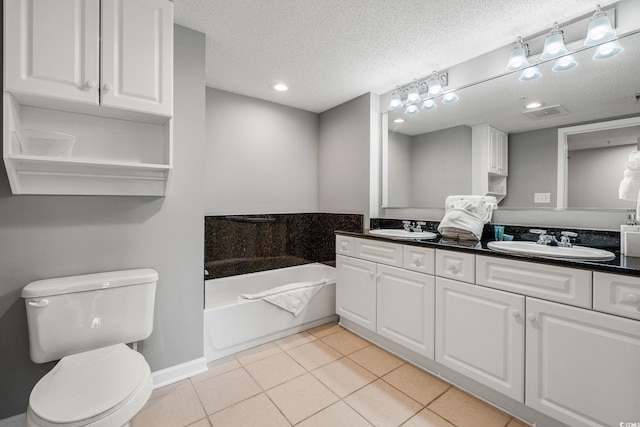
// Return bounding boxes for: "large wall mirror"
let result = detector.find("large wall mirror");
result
[383,30,640,211]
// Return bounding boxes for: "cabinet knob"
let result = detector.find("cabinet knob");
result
[448,263,459,274]
[369,272,375,279]
[414,258,422,267]
[526,314,536,322]
[511,309,520,318]
[624,294,640,304]
[103,83,113,93]
[85,80,96,89]
[340,242,349,251]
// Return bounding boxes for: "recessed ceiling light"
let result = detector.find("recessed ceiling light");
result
[393,118,405,123]
[271,83,288,92]
[526,101,542,109]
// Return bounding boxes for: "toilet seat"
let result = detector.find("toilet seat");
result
[27,343,152,427]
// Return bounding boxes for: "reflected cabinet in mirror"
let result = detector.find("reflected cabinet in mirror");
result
[383,30,640,210]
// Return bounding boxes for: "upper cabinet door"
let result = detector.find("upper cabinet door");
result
[4,0,100,104]
[101,0,173,117]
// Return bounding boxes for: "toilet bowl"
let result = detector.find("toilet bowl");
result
[22,269,158,427]
[26,344,152,427]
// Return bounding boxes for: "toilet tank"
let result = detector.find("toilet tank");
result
[22,269,158,364]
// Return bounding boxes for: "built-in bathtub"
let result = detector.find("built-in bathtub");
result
[203,263,337,361]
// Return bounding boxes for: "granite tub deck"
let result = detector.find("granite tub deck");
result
[205,213,363,279]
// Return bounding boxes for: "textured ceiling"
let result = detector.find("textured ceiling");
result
[174,0,618,113]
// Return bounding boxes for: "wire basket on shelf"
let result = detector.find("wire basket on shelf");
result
[16,129,76,159]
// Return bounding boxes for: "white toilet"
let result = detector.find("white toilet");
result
[22,269,158,427]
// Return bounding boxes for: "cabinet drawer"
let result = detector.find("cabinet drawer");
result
[336,235,355,256]
[435,250,475,284]
[355,238,403,267]
[593,272,640,320]
[476,255,592,308]
[403,245,435,275]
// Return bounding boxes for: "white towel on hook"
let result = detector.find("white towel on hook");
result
[239,279,328,317]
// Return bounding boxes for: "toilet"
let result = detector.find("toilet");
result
[22,269,158,427]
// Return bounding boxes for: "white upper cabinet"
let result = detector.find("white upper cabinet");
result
[101,0,173,116]
[4,0,172,118]
[4,0,100,104]
[472,125,508,202]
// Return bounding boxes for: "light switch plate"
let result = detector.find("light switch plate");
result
[534,193,551,203]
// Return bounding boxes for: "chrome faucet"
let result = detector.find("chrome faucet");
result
[403,220,427,232]
[530,229,577,247]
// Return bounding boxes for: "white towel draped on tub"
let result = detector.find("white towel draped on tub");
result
[239,278,328,317]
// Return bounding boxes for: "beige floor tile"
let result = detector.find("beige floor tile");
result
[428,388,511,427]
[311,357,376,398]
[235,342,283,366]
[348,344,405,377]
[191,356,241,384]
[507,418,531,427]
[146,379,190,403]
[193,368,262,414]
[402,408,456,427]
[208,393,290,427]
[383,364,450,405]
[187,419,212,427]
[244,351,306,390]
[267,373,339,424]
[275,331,317,350]
[297,401,372,427]
[345,379,423,426]
[132,381,206,427]
[306,322,344,338]
[286,340,342,370]
[321,330,371,355]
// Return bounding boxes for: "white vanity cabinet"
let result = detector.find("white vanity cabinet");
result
[5,0,173,117]
[435,277,524,401]
[336,237,435,357]
[336,255,377,332]
[377,264,435,358]
[526,297,640,427]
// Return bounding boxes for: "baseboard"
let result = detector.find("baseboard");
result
[151,357,208,389]
[0,413,25,427]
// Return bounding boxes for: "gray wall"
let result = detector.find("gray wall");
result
[502,127,559,208]
[204,88,319,215]
[318,93,371,220]
[386,131,411,206]
[568,144,636,209]
[411,126,472,207]
[0,25,206,419]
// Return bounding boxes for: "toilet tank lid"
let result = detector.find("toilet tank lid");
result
[22,269,158,298]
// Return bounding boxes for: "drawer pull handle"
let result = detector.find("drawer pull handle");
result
[511,309,520,318]
[624,294,639,304]
[413,258,422,267]
[526,314,536,322]
[341,242,349,251]
[369,272,375,279]
[448,264,459,274]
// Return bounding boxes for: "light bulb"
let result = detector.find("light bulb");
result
[552,55,578,72]
[404,104,419,116]
[406,84,421,104]
[519,66,542,81]
[389,90,403,110]
[593,39,623,60]
[505,37,530,71]
[421,99,437,110]
[540,23,568,60]
[442,92,459,104]
[584,7,616,46]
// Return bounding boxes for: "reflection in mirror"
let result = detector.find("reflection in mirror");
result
[383,30,640,210]
[557,117,640,209]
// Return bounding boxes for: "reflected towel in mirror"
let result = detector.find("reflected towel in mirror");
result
[438,195,498,240]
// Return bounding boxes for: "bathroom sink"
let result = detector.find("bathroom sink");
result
[487,241,615,261]
[369,229,438,240]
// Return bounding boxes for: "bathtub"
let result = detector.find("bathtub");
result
[204,263,337,361]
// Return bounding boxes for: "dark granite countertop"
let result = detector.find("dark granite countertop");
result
[336,229,640,276]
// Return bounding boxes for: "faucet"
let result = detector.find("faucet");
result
[529,229,577,247]
[403,220,427,232]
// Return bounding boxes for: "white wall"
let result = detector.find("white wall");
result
[0,25,206,419]
[318,93,372,221]
[204,88,319,215]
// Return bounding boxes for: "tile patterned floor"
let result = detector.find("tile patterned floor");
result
[132,323,530,427]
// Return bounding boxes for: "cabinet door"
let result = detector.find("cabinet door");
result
[377,265,435,358]
[101,0,173,116]
[4,0,100,104]
[526,298,640,426]
[336,255,376,331]
[488,127,508,176]
[436,277,524,401]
